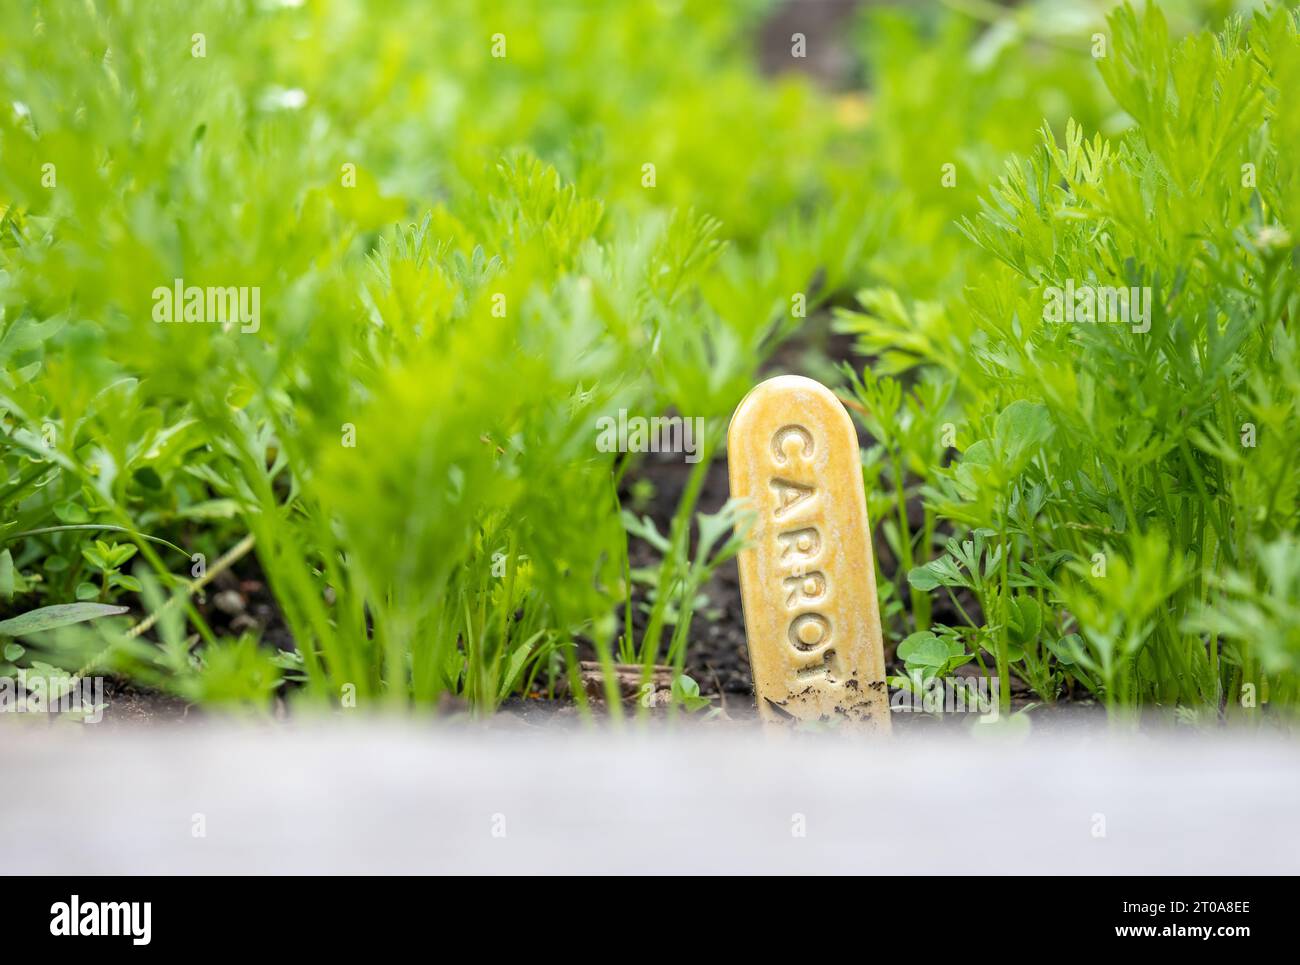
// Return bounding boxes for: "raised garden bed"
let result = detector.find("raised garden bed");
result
[1,3,1297,740]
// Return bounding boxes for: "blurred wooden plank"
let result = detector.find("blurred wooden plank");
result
[2,723,1297,874]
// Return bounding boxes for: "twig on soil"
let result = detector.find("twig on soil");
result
[124,534,257,640]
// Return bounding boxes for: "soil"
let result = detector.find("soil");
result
[99,679,194,725]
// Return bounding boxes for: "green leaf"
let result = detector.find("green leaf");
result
[0,549,12,601]
[0,602,129,637]
[1009,596,1042,644]
[907,555,970,591]
[906,566,942,592]
[1046,633,1084,667]
[622,511,670,553]
[897,631,950,668]
[82,543,110,570]
[52,500,91,524]
[993,400,1051,468]
[496,629,546,701]
[111,573,143,592]
[671,673,710,712]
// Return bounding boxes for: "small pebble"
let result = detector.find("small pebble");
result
[212,590,245,615]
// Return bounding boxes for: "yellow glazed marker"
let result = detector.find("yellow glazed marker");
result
[728,375,890,729]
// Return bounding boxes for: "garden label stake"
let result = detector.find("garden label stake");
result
[728,375,889,729]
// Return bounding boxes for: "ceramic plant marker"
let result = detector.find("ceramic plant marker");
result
[728,375,890,729]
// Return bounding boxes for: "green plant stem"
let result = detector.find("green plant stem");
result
[996,513,1011,714]
[638,429,717,673]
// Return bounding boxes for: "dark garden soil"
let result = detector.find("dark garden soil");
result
[96,679,194,725]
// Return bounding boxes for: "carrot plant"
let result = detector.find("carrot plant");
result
[841,1,1299,719]
[0,0,873,712]
[1,0,1293,724]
